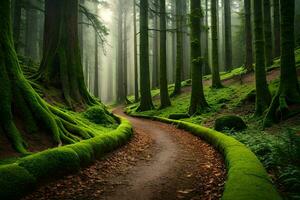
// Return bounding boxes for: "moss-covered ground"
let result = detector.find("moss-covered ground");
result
[126,48,300,199]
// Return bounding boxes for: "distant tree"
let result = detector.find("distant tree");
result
[263,0,273,67]
[173,0,183,96]
[138,0,154,111]
[94,31,99,98]
[133,0,139,102]
[203,0,211,75]
[12,0,22,52]
[189,0,209,115]
[152,0,159,89]
[211,0,222,88]
[253,0,271,116]
[264,0,300,126]
[159,0,171,108]
[25,0,39,61]
[244,0,253,71]
[36,0,96,108]
[273,0,280,58]
[123,11,128,102]
[224,0,232,71]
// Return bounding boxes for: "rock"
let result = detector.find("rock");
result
[214,115,247,132]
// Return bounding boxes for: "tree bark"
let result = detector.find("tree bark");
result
[211,0,222,88]
[123,12,128,100]
[263,0,273,67]
[13,0,22,52]
[159,0,171,108]
[244,0,253,71]
[273,0,280,58]
[138,0,154,111]
[189,0,209,115]
[253,0,271,116]
[224,0,232,71]
[38,0,95,108]
[264,0,300,127]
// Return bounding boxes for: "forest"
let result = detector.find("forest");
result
[0,0,300,199]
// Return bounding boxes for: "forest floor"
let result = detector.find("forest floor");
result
[23,107,225,200]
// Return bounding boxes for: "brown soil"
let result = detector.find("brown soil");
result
[23,108,225,200]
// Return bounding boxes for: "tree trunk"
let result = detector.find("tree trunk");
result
[25,0,39,61]
[211,0,222,88]
[38,0,95,108]
[0,0,95,154]
[123,12,128,100]
[152,0,159,88]
[133,0,139,102]
[224,0,232,71]
[138,0,154,111]
[94,31,99,98]
[173,0,183,96]
[253,0,271,116]
[264,0,300,127]
[116,4,125,103]
[263,0,273,67]
[159,0,171,108]
[189,0,209,115]
[273,0,280,58]
[203,0,211,75]
[244,0,253,71]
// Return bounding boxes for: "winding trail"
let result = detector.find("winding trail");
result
[23,108,225,200]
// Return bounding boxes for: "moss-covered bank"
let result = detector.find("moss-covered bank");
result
[0,116,132,200]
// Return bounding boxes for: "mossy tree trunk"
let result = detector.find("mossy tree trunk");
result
[138,0,154,111]
[253,0,271,116]
[38,0,96,108]
[244,0,253,71]
[263,0,273,67]
[211,0,222,88]
[0,0,95,154]
[133,0,139,102]
[189,0,209,115]
[224,0,232,71]
[264,0,300,127]
[159,0,171,108]
[273,0,280,58]
[173,0,183,96]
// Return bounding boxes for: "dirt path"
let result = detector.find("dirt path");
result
[23,108,225,200]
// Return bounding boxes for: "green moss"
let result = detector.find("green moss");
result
[0,164,36,199]
[83,106,117,127]
[66,142,94,166]
[17,148,80,181]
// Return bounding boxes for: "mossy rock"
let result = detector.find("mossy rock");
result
[83,106,116,126]
[17,148,80,181]
[168,113,190,120]
[214,115,247,132]
[0,164,36,199]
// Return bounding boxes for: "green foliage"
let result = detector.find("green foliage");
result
[234,129,300,199]
[0,164,36,199]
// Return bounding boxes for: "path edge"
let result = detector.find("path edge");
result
[127,112,282,200]
[0,116,133,200]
